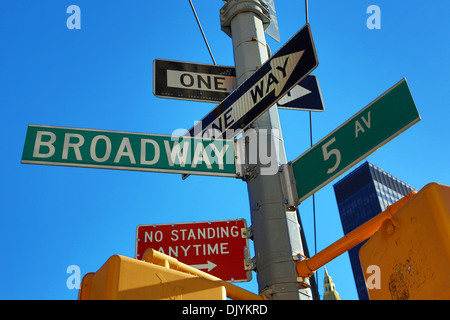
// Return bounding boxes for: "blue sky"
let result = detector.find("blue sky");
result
[1,0,449,300]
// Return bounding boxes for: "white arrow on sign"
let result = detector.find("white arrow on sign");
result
[190,261,217,272]
[277,84,312,106]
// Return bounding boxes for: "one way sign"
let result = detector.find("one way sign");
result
[187,23,318,139]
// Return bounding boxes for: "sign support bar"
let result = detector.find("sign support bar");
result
[221,0,312,299]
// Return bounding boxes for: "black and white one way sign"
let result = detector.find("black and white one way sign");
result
[187,23,318,139]
[154,60,236,103]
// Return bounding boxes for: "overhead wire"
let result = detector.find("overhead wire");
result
[305,0,320,297]
[188,0,217,65]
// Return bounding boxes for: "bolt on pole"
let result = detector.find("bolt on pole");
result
[220,0,312,300]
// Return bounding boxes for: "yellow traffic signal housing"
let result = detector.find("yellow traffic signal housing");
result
[78,255,226,300]
[359,183,450,300]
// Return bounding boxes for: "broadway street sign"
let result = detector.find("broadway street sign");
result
[136,219,252,282]
[22,125,236,177]
[292,79,420,203]
[153,59,237,103]
[187,23,318,139]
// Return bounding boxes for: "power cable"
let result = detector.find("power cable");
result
[188,0,217,65]
[305,0,320,296]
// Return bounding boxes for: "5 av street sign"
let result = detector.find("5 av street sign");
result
[292,79,420,203]
[136,219,251,282]
[187,23,318,138]
[22,125,236,177]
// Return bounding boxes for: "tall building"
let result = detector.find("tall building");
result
[323,267,341,300]
[333,161,416,300]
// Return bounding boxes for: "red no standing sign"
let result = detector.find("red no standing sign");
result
[135,219,252,282]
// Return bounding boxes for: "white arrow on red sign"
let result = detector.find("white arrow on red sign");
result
[190,261,217,272]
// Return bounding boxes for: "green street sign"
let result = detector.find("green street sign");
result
[22,125,237,177]
[292,79,420,203]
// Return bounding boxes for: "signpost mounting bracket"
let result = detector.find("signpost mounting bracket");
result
[280,162,300,210]
[234,138,246,179]
[244,257,257,271]
[220,0,270,38]
[235,135,260,182]
[244,164,260,182]
[241,226,253,239]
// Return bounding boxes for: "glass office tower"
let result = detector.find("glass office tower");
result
[333,161,416,300]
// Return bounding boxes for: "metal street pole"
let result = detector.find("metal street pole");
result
[221,0,312,300]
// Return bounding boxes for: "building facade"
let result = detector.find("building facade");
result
[333,161,416,300]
